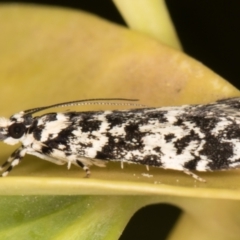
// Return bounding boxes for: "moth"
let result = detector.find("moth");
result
[0,97,240,182]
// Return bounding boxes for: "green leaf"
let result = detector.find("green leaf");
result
[0,196,139,240]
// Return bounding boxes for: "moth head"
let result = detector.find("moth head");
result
[0,112,27,145]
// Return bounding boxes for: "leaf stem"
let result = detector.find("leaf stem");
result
[113,0,182,50]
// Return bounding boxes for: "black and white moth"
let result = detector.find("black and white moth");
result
[0,97,240,182]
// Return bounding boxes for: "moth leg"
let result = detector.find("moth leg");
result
[121,160,124,169]
[183,169,206,182]
[0,149,18,171]
[146,165,149,171]
[67,160,72,170]
[27,151,66,165]
[0,146,27,177]
[76,160,91,178]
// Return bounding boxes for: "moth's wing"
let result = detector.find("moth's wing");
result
[30,138,107,169]
[31,112,109,169]
[178,98,240,171]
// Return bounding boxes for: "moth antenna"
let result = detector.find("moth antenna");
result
[23,98,145,115]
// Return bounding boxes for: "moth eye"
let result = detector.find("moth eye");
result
[8,123,26,139]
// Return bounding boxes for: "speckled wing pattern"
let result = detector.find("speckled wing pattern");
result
[1,97,240,181]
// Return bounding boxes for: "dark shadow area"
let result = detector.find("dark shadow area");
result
[166,0,240,88]
[0,0,126,25]
[119,203,182,240]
